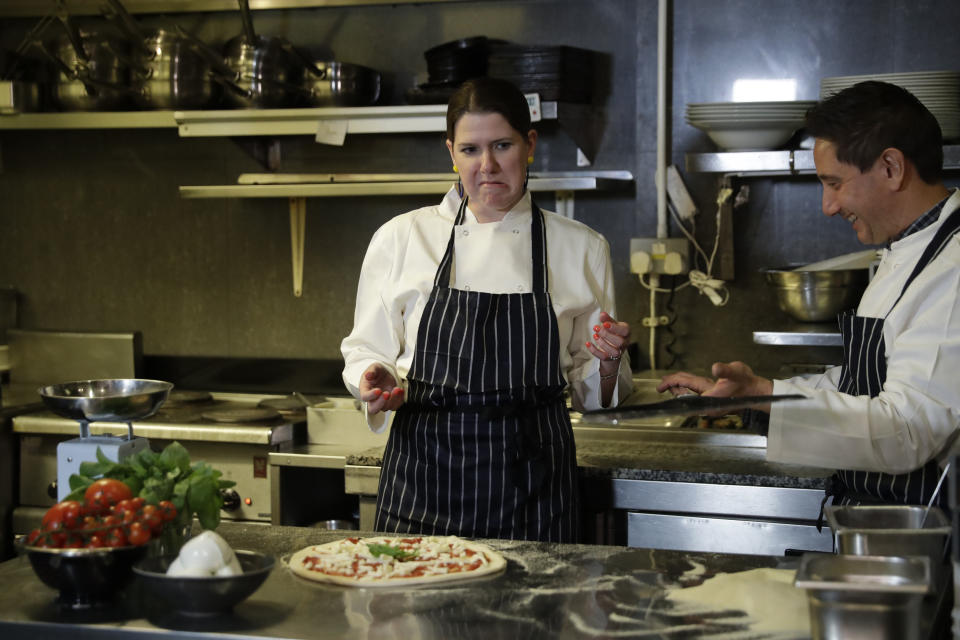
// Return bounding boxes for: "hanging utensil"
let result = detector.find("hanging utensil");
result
[237,0,258,45]
[581,394,808,424]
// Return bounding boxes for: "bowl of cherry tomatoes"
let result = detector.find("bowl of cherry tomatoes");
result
[18,478,179,609]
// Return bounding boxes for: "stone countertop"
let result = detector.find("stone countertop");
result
[346,435,831,491]
[0,520,812,640]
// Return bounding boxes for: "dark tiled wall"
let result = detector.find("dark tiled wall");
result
[0,0,957,379]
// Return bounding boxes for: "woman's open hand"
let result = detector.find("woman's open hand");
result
[359,363,405,415]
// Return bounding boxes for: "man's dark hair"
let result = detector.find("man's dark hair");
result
[805,81,943,183]
[446,77,532,142]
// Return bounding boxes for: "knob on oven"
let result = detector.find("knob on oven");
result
[47,482,58,500]
[221,489,241,512]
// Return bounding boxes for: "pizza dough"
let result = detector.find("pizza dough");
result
[288,535,507,587]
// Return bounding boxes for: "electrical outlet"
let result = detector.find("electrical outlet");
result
[630,237,690,275]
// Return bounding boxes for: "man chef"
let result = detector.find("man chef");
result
[659,81,960,508]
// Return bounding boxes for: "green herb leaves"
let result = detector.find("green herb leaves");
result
[64,441,235,531]
[366,543,420,561]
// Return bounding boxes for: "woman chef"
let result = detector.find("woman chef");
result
[341,77,632,542]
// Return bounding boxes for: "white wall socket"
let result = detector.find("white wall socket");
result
[630,237,690,275]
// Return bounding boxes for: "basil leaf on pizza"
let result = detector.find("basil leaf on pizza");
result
[366,542,420,561]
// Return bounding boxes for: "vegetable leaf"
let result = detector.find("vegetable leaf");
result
[367,543,419,561]
[66,441,231,533]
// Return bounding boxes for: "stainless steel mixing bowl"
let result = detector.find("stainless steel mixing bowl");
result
[38,379,174,422]
[763,266,869,323]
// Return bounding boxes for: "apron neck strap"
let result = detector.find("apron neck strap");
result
[433,195,549,293]
[887,203,960,315]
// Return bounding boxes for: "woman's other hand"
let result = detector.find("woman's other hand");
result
[360,363,405,415]
[586,311,630,372]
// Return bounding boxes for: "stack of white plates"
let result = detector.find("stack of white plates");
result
[685,100,817,151]
[820,71,960,140]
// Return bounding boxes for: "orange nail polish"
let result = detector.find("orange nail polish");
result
[593,325,600,332]
[593,333,600,340]
[603,322,611,329]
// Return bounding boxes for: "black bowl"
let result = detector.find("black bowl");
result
[19,540,148,610]
[133,550,274,616]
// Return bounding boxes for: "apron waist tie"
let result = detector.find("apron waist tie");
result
[405,397,565,420]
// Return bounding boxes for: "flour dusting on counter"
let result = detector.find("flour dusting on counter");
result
[664,568,809,635]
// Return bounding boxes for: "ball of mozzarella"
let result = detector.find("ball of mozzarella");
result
[166,530,243,577]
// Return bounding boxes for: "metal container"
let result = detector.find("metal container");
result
[302,61,381,107]
[795,553,929,640]
[0,80,42,114]
[763,266,869,322]
[38,378,173,423]
[825,505,951,588]
[43,31,134,111]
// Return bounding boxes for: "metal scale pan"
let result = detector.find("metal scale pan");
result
[38,379,173,501]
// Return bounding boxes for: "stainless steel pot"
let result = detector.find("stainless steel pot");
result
[219,33,304,108]
[102,0,219,110]
[302,61,381,107]
[38,29,134,111]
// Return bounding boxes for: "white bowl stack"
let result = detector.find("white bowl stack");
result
[685,100,818,151]
[820,71,960,141]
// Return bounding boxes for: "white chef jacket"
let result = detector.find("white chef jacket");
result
[341,187,633,430]
[767,188,960,473]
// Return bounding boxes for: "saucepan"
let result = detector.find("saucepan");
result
[581,394,808,425]
[301,60,381,107]
[32,7,136,111]
[100,0,220,110]
[214,0,307,108]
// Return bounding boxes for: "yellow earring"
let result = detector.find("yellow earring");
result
[453,165,458,173]
[527,156,534,165]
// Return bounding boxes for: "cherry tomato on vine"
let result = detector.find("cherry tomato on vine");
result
[41,500,84,531]
[157,500,177,522]
[84,478,133,514]
[126,522,151,546]
[104,527,127,548]
[84,534,106,549]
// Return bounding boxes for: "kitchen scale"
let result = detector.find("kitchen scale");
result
[38,379,173,501]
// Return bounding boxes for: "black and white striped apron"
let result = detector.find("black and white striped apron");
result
[826,204,960,508]
[374,197,579,542]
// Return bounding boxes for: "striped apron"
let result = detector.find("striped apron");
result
[826,204,960,508]
[374,197,579,542]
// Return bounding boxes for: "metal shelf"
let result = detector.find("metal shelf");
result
[0,103,562,142]
[685,145,960,176]
[0,0,466,18]
[175,105,448,139]
[179,171,635,198]
[0,105,448,136]
[753,325,842,347]
[0,110,177,129]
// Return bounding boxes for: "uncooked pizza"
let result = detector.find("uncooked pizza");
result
[288,535,507,587]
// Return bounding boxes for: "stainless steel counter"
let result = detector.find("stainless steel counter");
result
[0,521,810,639]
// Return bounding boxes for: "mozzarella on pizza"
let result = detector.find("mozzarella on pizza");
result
[288,535,506,587]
